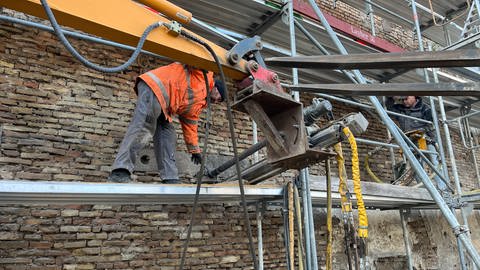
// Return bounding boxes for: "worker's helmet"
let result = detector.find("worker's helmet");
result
[214,79,226,102]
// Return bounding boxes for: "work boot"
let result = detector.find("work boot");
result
[108,169,131,183]
[162,179,181,184]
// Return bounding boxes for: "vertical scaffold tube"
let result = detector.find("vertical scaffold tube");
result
[288,182,295,270]
[326,159,333,270]
[294,185,306,270]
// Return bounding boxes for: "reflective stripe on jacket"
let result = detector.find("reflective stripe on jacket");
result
[137,62,214,153]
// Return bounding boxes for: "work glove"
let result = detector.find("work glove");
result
[191,153,202,165]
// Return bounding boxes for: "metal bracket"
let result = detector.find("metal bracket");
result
[163,21,182,37]
[447,195,467,209]
[453,225,470,237]
[226,36,263,65]
[400,208,411,218]
[233,78,305,162]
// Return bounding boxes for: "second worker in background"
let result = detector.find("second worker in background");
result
[386,96,450,197]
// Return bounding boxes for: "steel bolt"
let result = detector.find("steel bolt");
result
[250,62,259,72]
[230,53,239,63]
[271,74,278,82]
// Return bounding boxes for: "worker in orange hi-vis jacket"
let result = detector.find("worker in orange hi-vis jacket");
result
[109,62,225,184]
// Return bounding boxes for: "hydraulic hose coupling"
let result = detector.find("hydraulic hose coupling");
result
[303,98,333,126]
[163,21,182,36]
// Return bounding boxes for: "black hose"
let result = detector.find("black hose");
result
[179,30,258,269]
[40,0,160,73]
[208,140,267,178]
[179,70,213,269]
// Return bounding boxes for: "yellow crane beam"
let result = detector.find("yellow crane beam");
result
[2,0,249,80]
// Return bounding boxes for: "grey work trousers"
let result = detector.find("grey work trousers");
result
[426,143,448,192]
[413,143,448,193]
[112,80,178,180]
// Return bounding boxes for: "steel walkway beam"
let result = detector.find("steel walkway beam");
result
[266,49,480,69]
[0,180,281,205]
[0,180,445,209]
[287,82,480,96]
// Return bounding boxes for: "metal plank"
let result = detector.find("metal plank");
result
[287,82,480,96]
[265,49,480,69]
[0,180,281,205]
[2,180,474,210]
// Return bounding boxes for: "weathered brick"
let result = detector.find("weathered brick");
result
[16,171,51,180]
[64,241,86,249]
[0,231,21,240]
[101,246,121,255]
[0,240,28,249]
[63,264,95,270]
[61,209,79,217]
[24,234,42,241]
[0,59,14,68]
[53,174,83,181]
[87,240,102,247]
[39,226,59,233]
[101,224,128,232]
[29,241,53,249]
[78,211,101,217]
[31,210,59,218]
[103,240,130,246]
[60,226,91,233]
[0,257,31,264]
[72,247,101,256]
[0,223,20,231]
[0,157,32,165]
[93,218,119,225]
[142,212,168,220]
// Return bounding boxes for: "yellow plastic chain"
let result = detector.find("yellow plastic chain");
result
[343,127,369,238]
[334,143,351,213]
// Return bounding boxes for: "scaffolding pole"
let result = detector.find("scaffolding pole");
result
[365,0,414,25]
[383,96,397,181]
[256,202,264,270]
[400,209,414,270]
[366,1,376,36]
[435,71,475,269]
[410,2,467,267]
[289,1,318,269]
[293,19,358,83]
[305,0,480,267]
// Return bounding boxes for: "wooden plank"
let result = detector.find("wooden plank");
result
[309,175,433,201]
[288,82,480,96]
[266,49,480,69]
[243,100,288,156]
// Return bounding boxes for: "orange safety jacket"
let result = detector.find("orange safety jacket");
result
[137,62,214,154]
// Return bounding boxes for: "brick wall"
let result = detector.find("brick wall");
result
[448,128,480,190]
[0,204,288,269]
[318,0,424,50]
[0,16,283,270]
